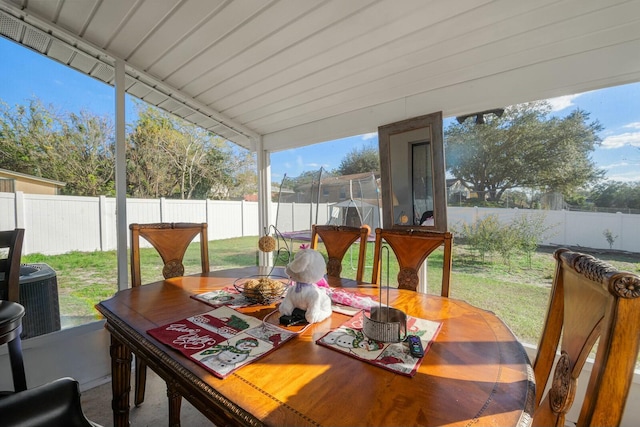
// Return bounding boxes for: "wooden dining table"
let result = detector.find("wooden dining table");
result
[96,266,535,427]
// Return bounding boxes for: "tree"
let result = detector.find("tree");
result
[127,105,240,199]
[445,101,604,202]
[1,98,255,199]
[0,99,61,175]
[0,98,115,196]
[126,107,178,198]
[51,110,115,196]
[287,169,325,189]
[226,148,257,200]
[589,181,640,210]
[334,144,379,175]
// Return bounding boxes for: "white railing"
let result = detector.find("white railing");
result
[1,191,639,255]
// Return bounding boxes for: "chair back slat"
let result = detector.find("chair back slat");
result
[0,229,25,302]
[371,227,452,295]
[129,223,209,287]
[533,248,640,427]
[310,225,370,282]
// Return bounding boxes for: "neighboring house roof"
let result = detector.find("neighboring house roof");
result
[0,168,66,187]
[272,186,295,194]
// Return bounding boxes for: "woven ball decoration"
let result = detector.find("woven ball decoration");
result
[258,235,276,252]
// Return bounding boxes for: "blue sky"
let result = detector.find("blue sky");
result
[2,36,639,185]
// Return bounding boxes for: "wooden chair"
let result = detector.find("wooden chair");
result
[532,248,640,427]
[371,228,452,296]
[0,228,27,392]
[129,222,209,422]
[130,222,209,288]
[310,224,370,282]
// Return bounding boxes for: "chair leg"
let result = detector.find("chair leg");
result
[134,357,147,407]
[167,382,182,427]
[8,336,27,392]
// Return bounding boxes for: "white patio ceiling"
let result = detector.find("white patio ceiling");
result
[1,0,640,153]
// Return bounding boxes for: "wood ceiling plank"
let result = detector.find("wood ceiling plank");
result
[181,0,376,99]
[165,0,321,90]
[104,0,180,57]
[56,0,98,35]
[255,38,640,139]
[81,0,136,49]
[224,0,635,124]
[221,0,544,120]
[125,0,225,66]
[145,0,271,81]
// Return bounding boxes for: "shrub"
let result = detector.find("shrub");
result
[511,213,557,267]
[458,214,501,262]
[603,229,618,249]
[456,212,555,268]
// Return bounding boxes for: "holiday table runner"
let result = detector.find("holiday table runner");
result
[316,310,441,377]
[147,306,296,378]
[192,286,381,315]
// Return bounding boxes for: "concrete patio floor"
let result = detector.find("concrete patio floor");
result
[81,369,213,426]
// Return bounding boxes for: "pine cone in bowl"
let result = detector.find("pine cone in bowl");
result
[234,275,289,304]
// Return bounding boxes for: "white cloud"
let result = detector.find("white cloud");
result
[547,94,581,112]
[601,159,640,182]
[601,132,640,149]
[361,132,377,140]
[602,161,631,170]
[307,162,330,169]
[623,122,640,130]
[604,170,640,182]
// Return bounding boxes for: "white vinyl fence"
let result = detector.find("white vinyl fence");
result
[1,191,639,255]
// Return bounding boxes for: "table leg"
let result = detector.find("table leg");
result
[110,334,132,427]
[167,380,182,427]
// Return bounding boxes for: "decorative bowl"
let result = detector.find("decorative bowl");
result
[233,275,290,304]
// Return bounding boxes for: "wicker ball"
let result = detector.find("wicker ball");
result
[258,235,276,252]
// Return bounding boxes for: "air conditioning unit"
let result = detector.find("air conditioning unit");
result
[19,263,61,339]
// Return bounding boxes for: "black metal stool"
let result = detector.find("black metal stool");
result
[0,300,27,391]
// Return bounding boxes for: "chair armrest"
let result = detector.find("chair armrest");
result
[0,377,100,427]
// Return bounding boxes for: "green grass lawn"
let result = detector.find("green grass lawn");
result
[22,236,639,348]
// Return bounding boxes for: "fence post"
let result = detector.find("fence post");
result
[160,197,167,222]
[241,200,246,237]
[14,191,25,229]
[562,209,568,245]
[14,191,25,254]
[206,199,213,230]
[617,211,624,251]
[99,195,108,251]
